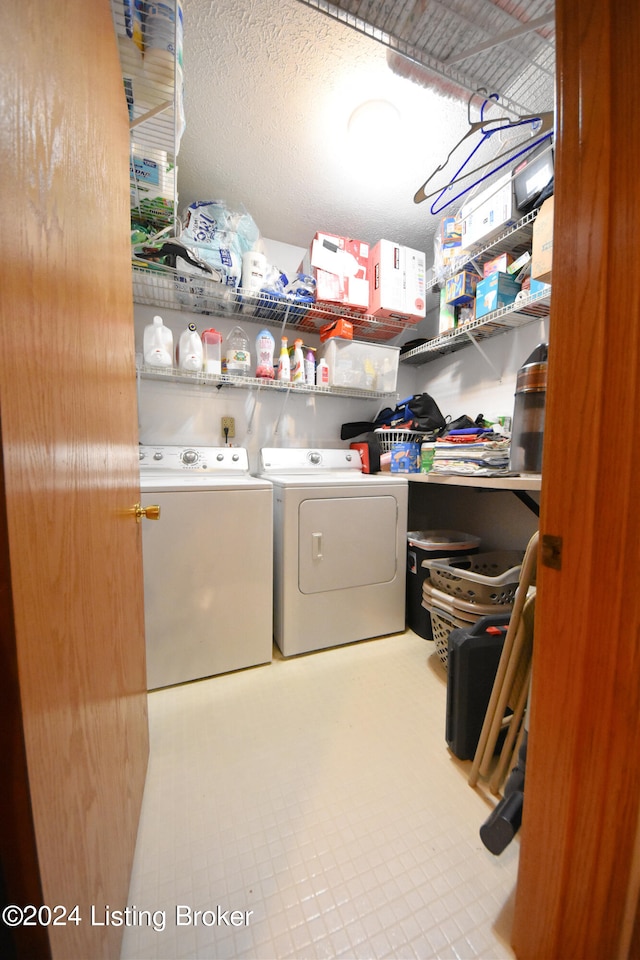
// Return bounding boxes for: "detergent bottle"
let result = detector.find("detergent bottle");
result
[143,315,173,368]
[292,338,305,384]
[277,336,291,382]
[255,329,275,379]
[304,347,316,385]
[316,356,329,386]
[176,322,203,372]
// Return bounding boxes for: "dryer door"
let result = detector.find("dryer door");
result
[298,495,398,594]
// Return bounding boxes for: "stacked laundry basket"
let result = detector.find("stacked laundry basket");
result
[421,550,525,667]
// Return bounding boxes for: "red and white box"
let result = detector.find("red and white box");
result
[369,240,426,323]
[300,233,370,312]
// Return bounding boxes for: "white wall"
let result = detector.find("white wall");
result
[134,303,416,472]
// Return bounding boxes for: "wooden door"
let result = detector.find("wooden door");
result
[512,0,640,956]
[0,2,149,958]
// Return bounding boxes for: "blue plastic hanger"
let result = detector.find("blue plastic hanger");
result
[414,93,554,215]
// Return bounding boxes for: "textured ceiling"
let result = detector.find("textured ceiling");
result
[176,0,555,263]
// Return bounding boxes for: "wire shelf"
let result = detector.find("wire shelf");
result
[131,262,415,343]
[401,287,551,365]
[138,362,397,399]
[427,209,540,291]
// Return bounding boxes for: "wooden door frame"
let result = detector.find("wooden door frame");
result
[512,0,640,956]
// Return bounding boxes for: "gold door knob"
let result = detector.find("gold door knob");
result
[134,503,161,523]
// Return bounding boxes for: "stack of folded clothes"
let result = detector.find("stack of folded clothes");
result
[431,428,511,476]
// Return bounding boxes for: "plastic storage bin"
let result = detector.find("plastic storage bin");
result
[406,530,480,640]
[319,338,399,392]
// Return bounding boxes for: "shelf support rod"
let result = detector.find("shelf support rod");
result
[273,387,292,435]
[246,387,259,434]
[464,330,502,380]
[129,100,173,130]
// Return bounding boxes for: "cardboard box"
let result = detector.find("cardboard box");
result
[438,288,456,334]
[531,196,554,283]
[369,240,426,323]
[507,251,531,276]
[483,253,514,277]
[445,270,479,305]
[440,216,462,248]
[300,233,370,311]
[460,172,517,248]
[475,271,522,319]
[319,339,399,392]
[319,317,353,342]
[527,278,552,297]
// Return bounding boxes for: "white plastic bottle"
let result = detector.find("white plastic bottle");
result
[143,315,173,368]
[225,325,251,377]
[255,329,275,380]
[304,347,316,385]
[176,322,203,372]
[277,336,291,382]
[292,338,305,384]
[316,356,329,386]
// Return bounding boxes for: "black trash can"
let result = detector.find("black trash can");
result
[406,530,481,639]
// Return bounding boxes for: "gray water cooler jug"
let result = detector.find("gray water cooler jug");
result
[509,343,548,475]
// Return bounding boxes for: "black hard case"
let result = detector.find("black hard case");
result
[445,613,511,760]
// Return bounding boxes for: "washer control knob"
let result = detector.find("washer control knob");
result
[232,453,240,461]
[153,451,163,461]
[345,453,352,461]
[216,453,224,461]
[182,449,198,465]
[139,451,145,460]
[309,451,321,464]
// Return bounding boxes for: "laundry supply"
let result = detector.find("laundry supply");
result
[225,325,251,376]
[292,339,305,383]
[255,329,275,379]
[176,322,203,372]
[143,0,186,145]
[304,348,316,385]
[201,328,222,375]
[277,337,291,382]
[316,356,329,386]
[242,251,267,292]
[143,315,173,367]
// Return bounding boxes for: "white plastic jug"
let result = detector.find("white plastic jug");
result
[176,322,203,372]
[143,315,173,368]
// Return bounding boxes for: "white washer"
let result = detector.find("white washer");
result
[140,445,273,689]
[259,447,408,657]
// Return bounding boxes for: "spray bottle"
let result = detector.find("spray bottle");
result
[277,336,291,382]
[292,338,305,384]
[143,315,173,368]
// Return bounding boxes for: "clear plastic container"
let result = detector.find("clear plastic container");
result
[201,328,222,375]
[225,325,251,377]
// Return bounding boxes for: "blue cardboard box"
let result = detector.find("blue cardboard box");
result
[445,270,478,306]
[475,271,522,319]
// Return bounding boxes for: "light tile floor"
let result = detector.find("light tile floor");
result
[121,630,518,960]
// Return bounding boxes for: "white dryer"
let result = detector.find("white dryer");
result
[140,445,273,689]
[259,447,408,657]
